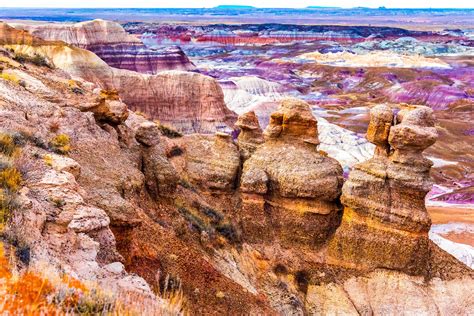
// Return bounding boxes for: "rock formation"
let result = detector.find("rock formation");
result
[171,132,241,191]
[80,89,129,125]
[328,104,439,275]
[299,51,450,69]
[135,121,179,198]
[235,111,264,160]
[1,21,473,315]
[13,19,196,73]
[239,99,343,245]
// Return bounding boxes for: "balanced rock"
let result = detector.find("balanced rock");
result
[235,111,264,160]
[328,105,438,275]
[86,89,129,125]
[366,104,393,157]
[240,98,343,245]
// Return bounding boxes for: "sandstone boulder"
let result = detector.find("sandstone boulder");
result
[83,89,129,125]
[68,206,110,233]
[366,104,393,157]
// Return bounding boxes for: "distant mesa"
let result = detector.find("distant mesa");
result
[306,6,341,9]
[214,5,256,9]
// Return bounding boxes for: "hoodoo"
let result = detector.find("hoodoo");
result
[240,99,344,245]
[328,104,439,275]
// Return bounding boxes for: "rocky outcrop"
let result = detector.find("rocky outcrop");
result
[135,121,179,198]
[79,89,129,125]
[235,111,264,160]
[126,23,430,46]
[171,132,241,192]
[13,19,195,74]
[0,47,270,314]
[305,269,474,315]
[1,22,236,134]
[120,71,237,134]
[239,98,343,245]
[328,104,439,275]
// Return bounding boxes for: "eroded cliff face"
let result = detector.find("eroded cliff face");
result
[0,23,473,315]
[13,19,196,74]
[1,22,236,134]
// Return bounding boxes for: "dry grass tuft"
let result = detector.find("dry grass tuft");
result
[49,120,61,133]
[0,133,23,230]
[0,134,18,157]
[0,72,20,85]
[0,241,187,315]
[49,134,71,155]
[154,120,183,138]
[0,168,22,193]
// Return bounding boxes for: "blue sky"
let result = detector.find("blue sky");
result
[0,0,472,8]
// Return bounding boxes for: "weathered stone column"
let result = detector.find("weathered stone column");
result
[328,105,438,275]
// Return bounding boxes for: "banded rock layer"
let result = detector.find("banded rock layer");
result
[13,19,195,74]
[1,22,236,133]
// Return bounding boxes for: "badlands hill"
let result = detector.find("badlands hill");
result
[12,19,195,74]
[0,21,473,314]
[0,22,236,134]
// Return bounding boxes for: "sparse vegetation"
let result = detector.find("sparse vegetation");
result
[155,120,183,138]
[0,133,23,231]
[68,79,84,95]
[43,154,53,166]
[0,134,18,157]
[48,120,60,132]
[178,178,196,192]
[0,241,186,314]
[49,134,71,154]
[156,274,187,314]
[168,146,184,157]
[31,135,48,150]
[0,72,20,85]
[13,52,51,68]
[50,197,66,208]
[178,206,209,233]
[216,221,239,244]
[0,168,22,193]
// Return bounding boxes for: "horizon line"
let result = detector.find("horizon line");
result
[1,6,473,9]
